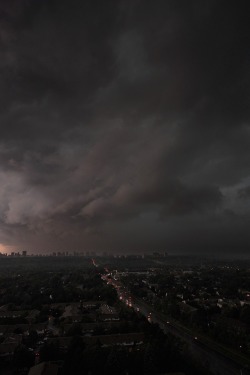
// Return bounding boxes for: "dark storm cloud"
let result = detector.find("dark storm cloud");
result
[0,0,249,253]
[238,186,250,200]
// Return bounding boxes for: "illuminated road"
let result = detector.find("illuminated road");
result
[132,297,250,375]
[99,266,250,375]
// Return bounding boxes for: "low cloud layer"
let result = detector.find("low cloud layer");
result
[0,0,249,254]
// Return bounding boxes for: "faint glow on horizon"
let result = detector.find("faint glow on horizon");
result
[0,244,16,254]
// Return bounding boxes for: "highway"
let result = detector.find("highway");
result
[131,297,250,375]
[101,270,250,375]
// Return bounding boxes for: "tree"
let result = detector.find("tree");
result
[66,323,82,336]
[25,329,38,347]
[13,345,34,369]
[240,305,250,325]
[143,342,158,374]
[39,342,62,362]
[63,336,86,375]
[104,347,125,375]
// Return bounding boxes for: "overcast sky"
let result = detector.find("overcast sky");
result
[0,0,249,254]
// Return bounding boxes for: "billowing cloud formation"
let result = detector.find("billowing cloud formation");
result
[0,0,249,254]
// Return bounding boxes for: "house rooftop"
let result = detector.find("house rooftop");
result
[28,362,59,375]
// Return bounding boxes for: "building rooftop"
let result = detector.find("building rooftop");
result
[28,362,59,375]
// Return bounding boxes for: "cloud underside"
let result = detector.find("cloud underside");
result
[0,0,249,253]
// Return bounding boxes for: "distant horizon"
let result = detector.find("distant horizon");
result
[1,250,250,260]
